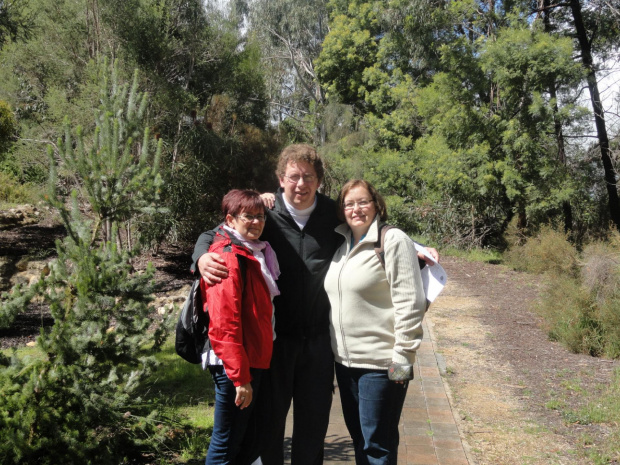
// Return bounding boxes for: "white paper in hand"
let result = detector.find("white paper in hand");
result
[413,243,447,303]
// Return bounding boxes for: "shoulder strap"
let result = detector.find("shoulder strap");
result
[218,242,247,291]
[374,222,394,269]
[236,254,247,292]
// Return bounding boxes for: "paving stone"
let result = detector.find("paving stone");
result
[281,318,471,465]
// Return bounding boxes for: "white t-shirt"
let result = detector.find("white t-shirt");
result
[282,196,317,229]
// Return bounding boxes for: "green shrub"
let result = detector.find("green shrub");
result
[529,229,620,358]
[537,274,604,356]
[0,172,39,204]
[504,225,579,277]
[581,234,620,301]
[0,100,17,154]
[0,63,176,464]
[597,298,620,358]
[580,234,620,358]
[385,195,419,234]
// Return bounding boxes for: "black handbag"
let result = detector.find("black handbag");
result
[175,279,209,364]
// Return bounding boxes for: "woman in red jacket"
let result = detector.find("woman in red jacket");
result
[202,189,280,465]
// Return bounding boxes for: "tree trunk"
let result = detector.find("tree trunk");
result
[570,0,620,230]
[543,0,573,233]
[86,0,101,59]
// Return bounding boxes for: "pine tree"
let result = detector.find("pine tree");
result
[0,61,171,464]
[51,60,166,247]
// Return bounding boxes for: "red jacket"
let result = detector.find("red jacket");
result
[200,233,274,386]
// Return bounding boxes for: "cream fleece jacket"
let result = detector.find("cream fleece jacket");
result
[324,215,426,369]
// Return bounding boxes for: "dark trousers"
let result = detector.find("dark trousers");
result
[259,332,335,465]
[335,363,408,465]
[206,366,263,465]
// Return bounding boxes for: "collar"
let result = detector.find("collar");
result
[335,214,382,247]
[281,194,317,217]
[275,188,328,214]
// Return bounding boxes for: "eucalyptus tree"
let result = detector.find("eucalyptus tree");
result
[537,0,575,232]
[0,0,31,46]
[316,0,446,150]
[533,0,620,230]
[248,0,330,142]
[317,0,595,246]
[569,0,620,229]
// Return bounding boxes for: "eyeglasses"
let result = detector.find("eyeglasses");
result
[236,213,266,223]
[283,174,317,184]
[343,199,373,210]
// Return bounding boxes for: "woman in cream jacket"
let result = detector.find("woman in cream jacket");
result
[324,179,426,465]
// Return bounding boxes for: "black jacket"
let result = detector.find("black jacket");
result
[191,189,343,339]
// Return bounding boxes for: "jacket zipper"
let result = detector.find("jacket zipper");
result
[338,237,360,367]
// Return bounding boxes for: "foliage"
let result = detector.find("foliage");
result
[0,0,31,46]
[0,64,176,463]
[49,62,165,247]
[504,225,579,277]
[316,0,443,149]
[315,1,379,107]
[151,120,281,244]
[405,18,587,246]
[0,171,38,203]
[0,100,17,154]
[510,227,620,359]
[538,274,605,357]
[315,0,617,246]
[248,0,329,142]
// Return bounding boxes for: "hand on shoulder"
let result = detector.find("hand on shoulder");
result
[198,252,228,284]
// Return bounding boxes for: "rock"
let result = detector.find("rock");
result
[153,286,189,312]
[10,259,51,288]
[15,257,30,272]
[0,204,40,230]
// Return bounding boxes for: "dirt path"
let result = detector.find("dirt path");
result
[431,256,618,465]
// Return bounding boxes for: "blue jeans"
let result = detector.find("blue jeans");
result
[335,363,408,465]
[206,366,263,465]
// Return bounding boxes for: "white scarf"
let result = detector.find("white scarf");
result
[223,225,280,298]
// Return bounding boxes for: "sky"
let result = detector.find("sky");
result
[597,59,620,139]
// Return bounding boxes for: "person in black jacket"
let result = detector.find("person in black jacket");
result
[192,144,438,465]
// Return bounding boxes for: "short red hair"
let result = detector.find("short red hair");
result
[221,189,265,218]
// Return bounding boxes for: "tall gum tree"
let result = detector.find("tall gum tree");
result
[534,0,620,230]
[249,0,330,142]
[569,0,620,229]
